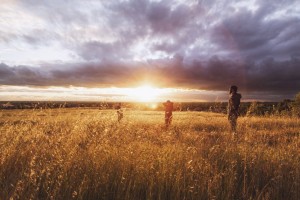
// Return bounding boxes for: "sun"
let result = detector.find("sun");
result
[128,85,160,102]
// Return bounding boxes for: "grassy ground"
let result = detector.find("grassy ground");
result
[0,108,299,199]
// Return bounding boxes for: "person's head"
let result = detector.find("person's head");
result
[229,85,238,94]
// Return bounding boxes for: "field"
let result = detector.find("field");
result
[0,108,299,200]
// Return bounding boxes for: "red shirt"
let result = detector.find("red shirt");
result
[164,102,173,112]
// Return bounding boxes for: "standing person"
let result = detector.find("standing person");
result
[116,103,123,122]
[228,85,242,133]
[163,100,173,128]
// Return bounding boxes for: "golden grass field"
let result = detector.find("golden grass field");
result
[0,108,299,200]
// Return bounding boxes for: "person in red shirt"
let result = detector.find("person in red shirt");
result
[163,100,173,128]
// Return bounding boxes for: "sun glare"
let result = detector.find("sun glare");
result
[127,85,160,102]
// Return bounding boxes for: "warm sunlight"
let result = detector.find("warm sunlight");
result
[126,85,161,102]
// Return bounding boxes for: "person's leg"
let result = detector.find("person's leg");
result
[231,116,237,132]
[165,112,171,127]
[165,112,168,127]
[229,113,237,132]
[168,114,173,126]
[118,111,123,122]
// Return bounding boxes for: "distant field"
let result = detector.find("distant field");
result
[0,109,299,199]
[0,101,280,115]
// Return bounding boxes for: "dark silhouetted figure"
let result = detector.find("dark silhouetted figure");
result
[116,103,123,122]
[163,100,173,128]
[228,85,242,133]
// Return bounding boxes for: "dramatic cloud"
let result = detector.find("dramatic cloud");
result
[211,3,300,60]
[1,56,299,99]
[0,0,300,101]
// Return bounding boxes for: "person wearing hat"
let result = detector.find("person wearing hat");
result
[228,85,242,133]
[163,100,173,128]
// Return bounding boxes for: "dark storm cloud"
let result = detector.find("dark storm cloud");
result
[15,0,204,59]
[211,0,300,60]
[77,41,131,61]
[145,1,196,35]
[0,62,148,87]
[1,56,300,99]
[103,0,203,56]
[9,0,299,61]
[104,0,195,35]
[0,63,48,86]
[14,0,299,62]
[98,0,300,62]
[72,0,202,60]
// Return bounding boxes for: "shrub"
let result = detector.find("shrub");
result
[291,92,300,117]
[246,102,264,116]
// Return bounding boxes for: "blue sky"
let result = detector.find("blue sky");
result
[0,0,300,101]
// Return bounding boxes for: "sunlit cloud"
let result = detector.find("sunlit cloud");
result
[0,0,299,101]
[0,85,228,102]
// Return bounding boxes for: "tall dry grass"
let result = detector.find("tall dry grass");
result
[0,108,299,199]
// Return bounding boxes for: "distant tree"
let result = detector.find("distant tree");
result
[246,102,263,116]
[272,99,293,116]
[291,92,300,117]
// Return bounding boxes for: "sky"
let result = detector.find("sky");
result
[0,0,300,102]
